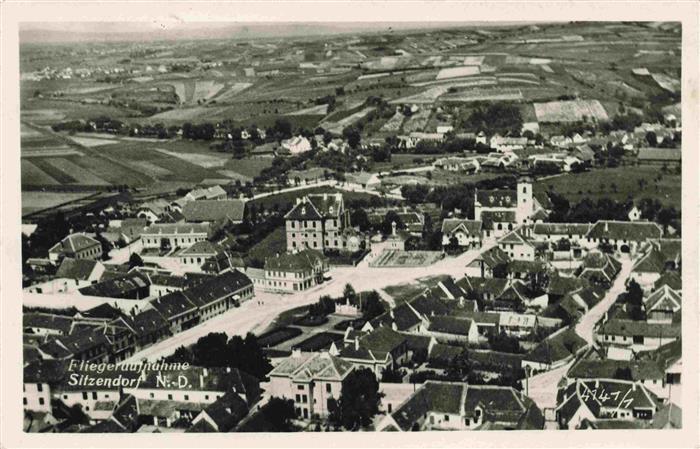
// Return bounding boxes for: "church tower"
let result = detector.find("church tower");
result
[515,177,534,225]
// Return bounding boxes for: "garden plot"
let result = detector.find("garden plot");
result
[217,170,253,183]
[533,99,608,123]
[439,87,524,103]
[148,106,229,121]
[44,158,111,185]
[401,109,431,132]
[21,124,44,139]
[380,111,405,132]
[167,81,187,104]
[322,106,375,134]
[463,55,486,65]
[22,148,83,157]
[155,148,230,168]
[21,160,59,186]
[370,250,443,268]
[68,136,118,147]
[193,80,225,103]
[435,66,480,80]
[126,160,173,177]
[286,104,329,116]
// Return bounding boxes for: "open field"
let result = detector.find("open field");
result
[246,227,286,264]
[322,106,376,134]
[68,136,118,147]
[533,99,609,123]
[21,160,60,186]
[534,166,681,209]
[223,157,273,178]
[21,191,95,215]
[155,148,230,168]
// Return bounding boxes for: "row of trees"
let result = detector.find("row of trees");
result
[165,332,272,380]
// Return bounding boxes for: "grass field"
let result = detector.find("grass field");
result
[21,160,59,186]
[223,157,273,178]
[22,191,95,215]
[534,166,681,209]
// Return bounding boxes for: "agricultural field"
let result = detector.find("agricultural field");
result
[533,99,609,123]
[21,191,95,216]
[534,165,681,209]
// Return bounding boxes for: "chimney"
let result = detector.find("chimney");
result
[392,221,397,236]
[459,297,465,307]
[604,221,609,233]
[632,383,637,391]
[354,336,360,351]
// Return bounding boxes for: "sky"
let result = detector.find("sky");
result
[19,21,537,43]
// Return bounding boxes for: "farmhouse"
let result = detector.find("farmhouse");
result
[141,223,210,250]
[643,285,681,324]
[287,167,329,186]
[377,381,544,431]
[182,199,245,225]
[597,319,681,353]
[48,233,102,262]
[577,251,621,286]
[137,199,173,223]
[284,193,349,252]
[497,230,536,261]
[583,220,663,254]
[424,316,479,345]
[630,239,681,290]
[185,185,227,202]
[280,135,312,155]
[441,218,482,248]
[262,249,328,293]
[490,135,528,152]
[636,148,682,166]
[178,241,225,270]
[433,156,480,173]
[78,271,151,300]
[532,223,591,245]
[465,247,510,278]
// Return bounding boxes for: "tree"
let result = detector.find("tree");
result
[331,368,383,430]
[380,366,405,383]
[645,131,658,147]
[343,126,361,149]
[446,348,472,380]
[261,397,297,432]
[343,284,357,303]
[192,332,230,366]
[128,252,144,270]
[349,209,370,232]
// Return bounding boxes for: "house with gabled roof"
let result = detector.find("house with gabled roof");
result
[284,193,349,252]
[185,185,227,202]
[178,241,225,270]
[182,199,245,225]
[630,238,681,291]
[262,248,328,293]
[267,351,354,419]
[498,230,536,261]
[597,319,681,353]
[48,233,102,262]
[441,218,482,249]
[576,251,622,286]
[555,379,660,429]
[141,223,210,250]
[148,291,199,334]
[583,220,663,255]
[377,381,544,431]
[338,326,410,378]
[566,358,667,399]
[532,223,592,245]
[644,285,681,324]
[465,246,510,278]
[474,178,538,234]
[423,316,479,344]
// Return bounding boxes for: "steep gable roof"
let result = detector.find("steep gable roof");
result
[48,233,100,256]
[441,218,482,235]
[55,258,100,280]
[587,220,662,242]
[183,199,245,223]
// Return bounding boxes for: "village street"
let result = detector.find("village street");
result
[524,255,635,418]
[121,248,482,363]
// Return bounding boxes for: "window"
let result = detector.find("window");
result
[297,385,304,390]
[205,395,209,400]
[39,397,45,405]
[92,392,97,400]
[302,394,308,403]
[168,394,173,400]
[326,383,332,393]
[150,393,154,399]
[37,384,43,392]
[82,392,88,400]
[296,394,301,403]
[444,415,449,422]
[23,398,27,405]
[184,394,189,401]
